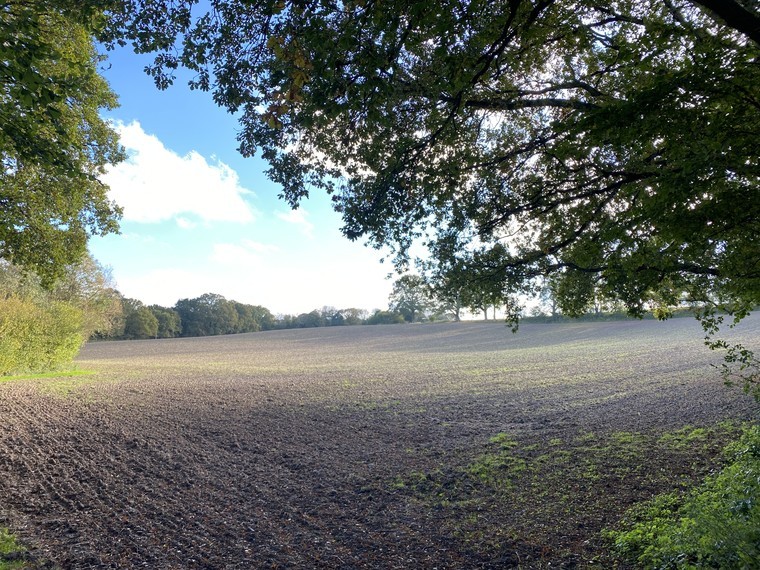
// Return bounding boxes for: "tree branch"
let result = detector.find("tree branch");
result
[688,0,760,46]
[457,97,599,111]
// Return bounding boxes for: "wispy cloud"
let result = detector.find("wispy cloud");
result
[276,208,314,238]
[211,240,279,267]
[102,120,257,224]
[241,239,280,254]
[175,217,197,230]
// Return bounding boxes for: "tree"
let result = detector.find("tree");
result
[231,301,261,333]
[1,1,124,284]
[124,306,159,339]
[389,274,431,323]
[174,293,239,337]
[340,308,369,326]
[103,1,759,387]
[295,310,325,328]
[50,254,123,338]
[538,275,561,320]
[251,305,276,331]
[148,305,182,338]
[366,310,405,325]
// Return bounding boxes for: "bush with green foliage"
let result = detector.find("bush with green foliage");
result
[608,425,760,569]
[0,296,84,375]
[0,256,119,374]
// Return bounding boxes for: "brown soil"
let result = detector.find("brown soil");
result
[0,319,757,569]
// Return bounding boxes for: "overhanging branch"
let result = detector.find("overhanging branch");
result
[688,0,760,46]
[457,97,599,112]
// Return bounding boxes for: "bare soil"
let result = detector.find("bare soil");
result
[0,319,757,568]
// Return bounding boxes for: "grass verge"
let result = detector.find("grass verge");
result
[1,368,96,382]
[0,368,98,397]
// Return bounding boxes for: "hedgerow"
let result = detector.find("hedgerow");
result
[0,296,84,376]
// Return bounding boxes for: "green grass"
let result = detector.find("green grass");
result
[0,368,98,397]
[0,528,27,570]
[1,368,95,382]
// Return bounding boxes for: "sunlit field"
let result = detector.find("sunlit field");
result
[1,318,757,568]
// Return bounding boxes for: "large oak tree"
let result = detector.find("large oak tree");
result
[101,0,758,322]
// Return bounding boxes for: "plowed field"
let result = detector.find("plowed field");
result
[1,319,758,568]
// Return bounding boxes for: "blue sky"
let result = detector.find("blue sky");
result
[91,46,395,315]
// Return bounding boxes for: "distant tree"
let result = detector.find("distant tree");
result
[340,308,369,326]
[329,312,345,326]
[124,306,159,340]
[175,293,238,337]
[275,314,295,329]
[232,301,260,333]
[420,236,469,322]
[538,276,561,320]
[319,306,341,326]
[389,275,431,323]
[148,305,182,338]
[295,310,325,328]
[366,310,405,325]
[251,305,275,331]
[423,243,516,321]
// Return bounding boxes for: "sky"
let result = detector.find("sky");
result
[90,46,396,316]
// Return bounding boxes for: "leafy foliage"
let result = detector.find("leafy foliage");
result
[149,305,182,338]
[0,296,84,375]
[1,0,124,283]
[0,527,27,570]
[365,309,405,325]
[388,274,431,322]
[123,306,159,339]
[0,257,119,374]
[608,424,760,569]
[698,305,760,401]
[101,0,759,321]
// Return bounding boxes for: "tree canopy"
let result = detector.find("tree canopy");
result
[389,274,431,322]
[1,0,124,284]
[101,0,759,321]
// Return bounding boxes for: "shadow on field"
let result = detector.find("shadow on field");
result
[0,319,757,568]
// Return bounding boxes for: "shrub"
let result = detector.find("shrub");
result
[608,425,760,569]
[0,296,84,375]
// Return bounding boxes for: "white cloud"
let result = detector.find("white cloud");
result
[241,239,280,254]
[103,121,257,224]
[276,208,314,238]
[175,217,197,229]
[211,243,264,267]
[211,240,280,267]
[112,268,223,307]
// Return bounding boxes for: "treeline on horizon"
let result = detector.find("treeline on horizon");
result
[104,293,410,341]
[2,254,737,376]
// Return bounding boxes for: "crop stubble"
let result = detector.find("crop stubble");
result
[0,319,757,568]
